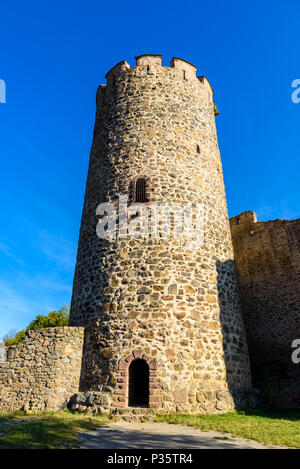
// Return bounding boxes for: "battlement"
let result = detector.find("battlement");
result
[135,54,162,69]
[230,210,300,238]
[198,75,214,96]
[230,211,257,228]
[103,54,214,99]
[170,57,197,79]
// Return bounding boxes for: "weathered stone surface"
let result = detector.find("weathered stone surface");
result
[0,327,84,412]
[68,55,253,413]
[174,385,188,404]
[230,211,300,409]
[68,391,112,413]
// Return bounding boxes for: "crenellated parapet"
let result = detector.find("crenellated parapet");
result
[230,210,300,238]
[230,211,258,236]
[170,56,197,79]
[198,75,214,101]
[135,54,162,71]
[101,54,214,101]
[105,60,130,83]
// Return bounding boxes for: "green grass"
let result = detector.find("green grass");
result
[156,409,300,448]
[0,410,112,449]
[0,409,299,449]
[0,410,26,424]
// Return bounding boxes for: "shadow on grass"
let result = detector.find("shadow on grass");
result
[0,411,112,449]
[240,408,300,422]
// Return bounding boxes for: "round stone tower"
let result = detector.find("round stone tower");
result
[69,55,253,413]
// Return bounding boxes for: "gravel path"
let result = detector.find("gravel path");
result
[78,421,285,449]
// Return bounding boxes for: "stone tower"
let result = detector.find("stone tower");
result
[69,55,253,413]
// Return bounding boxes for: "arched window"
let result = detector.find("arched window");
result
[128,359,149,407]
[135,178,147,203]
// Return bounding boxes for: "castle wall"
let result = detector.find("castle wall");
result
[70,55,253,413]
[0,327,84,411]
[230,211,300,408]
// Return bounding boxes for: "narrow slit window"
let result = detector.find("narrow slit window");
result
[147,65,150,75]
[196,144,201,154]
[183,70,186,80]
[135,178,147,203]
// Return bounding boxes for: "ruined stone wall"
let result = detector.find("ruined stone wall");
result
[0,327,84,411]
[230,211,300,408]
[70,55,253,413]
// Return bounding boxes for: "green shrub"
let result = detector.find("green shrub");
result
[213,102,219,116]
[26,305,69,331]
[3,306,69,347]
[3,329,26,347]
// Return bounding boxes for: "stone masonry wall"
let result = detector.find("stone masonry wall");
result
[230,211,300,408]
[0,327,84,412]
[70,55,253,413]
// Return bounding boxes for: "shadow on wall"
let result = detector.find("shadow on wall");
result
[78,305,116,393]
[77,258,258,408]
[216,260,258,410]
[233,284,300,409]
[230,215,300,409]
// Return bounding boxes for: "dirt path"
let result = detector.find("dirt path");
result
[78,421,285,449]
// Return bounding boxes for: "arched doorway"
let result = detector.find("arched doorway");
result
[128,358,149,407]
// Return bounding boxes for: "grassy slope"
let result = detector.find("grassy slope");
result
[0,410,111,449]
[156,409,300,448]
[0,409,299,449]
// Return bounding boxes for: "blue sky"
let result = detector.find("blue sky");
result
[0,0,299,335]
